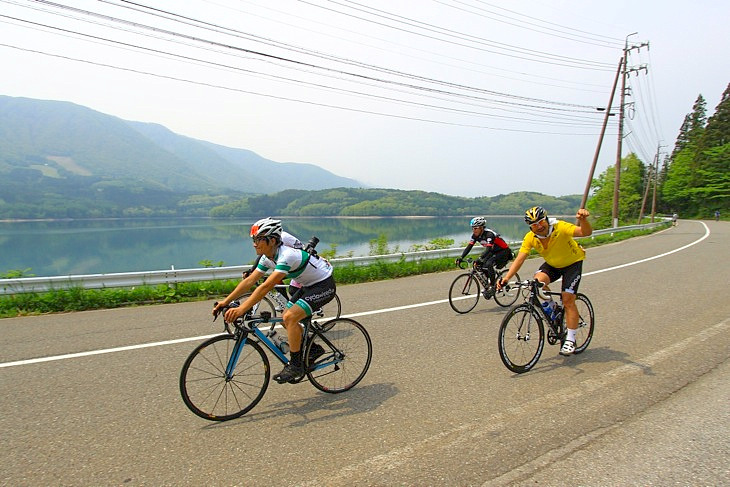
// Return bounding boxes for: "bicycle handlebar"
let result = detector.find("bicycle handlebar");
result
[214,300,282,333]
[510,279,555,300]
[457,257,476,270]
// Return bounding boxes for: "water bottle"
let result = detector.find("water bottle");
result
[541,301,555,320]
[551,305,563,323]
[268,330,290,355]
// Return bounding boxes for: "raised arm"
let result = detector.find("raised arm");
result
[574,208,592,237]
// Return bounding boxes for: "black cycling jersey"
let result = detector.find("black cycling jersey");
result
[460,228,509,259]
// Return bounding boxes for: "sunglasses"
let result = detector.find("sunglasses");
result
[252,235,268,243]
[528,218,547,227]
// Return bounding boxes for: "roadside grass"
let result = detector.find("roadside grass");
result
[0,225,666,318]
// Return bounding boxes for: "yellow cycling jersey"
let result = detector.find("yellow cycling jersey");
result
[519,220,585,268]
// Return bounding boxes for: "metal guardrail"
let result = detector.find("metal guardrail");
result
[1,221,669,295]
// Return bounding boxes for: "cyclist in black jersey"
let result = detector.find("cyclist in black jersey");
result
[455,217,513,294]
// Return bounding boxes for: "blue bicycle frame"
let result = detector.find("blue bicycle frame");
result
[224,316,338,380]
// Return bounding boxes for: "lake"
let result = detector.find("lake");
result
[0,217,529,277]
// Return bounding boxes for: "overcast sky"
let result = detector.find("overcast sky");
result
[1,0,727,198]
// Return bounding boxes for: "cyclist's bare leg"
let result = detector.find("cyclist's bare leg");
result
[561,292,578,330]
[534,270,552,291]
[282,304,307,352]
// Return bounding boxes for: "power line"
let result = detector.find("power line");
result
[440,0,625,47]
[298,0,616,70]
[0,41,612,135]
[222,0,614,93]
[2,0,621,133]
[10,0,609,110]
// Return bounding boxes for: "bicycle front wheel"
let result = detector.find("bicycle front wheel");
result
[493,269,521,307]
[180,335,270,421]
[448,272,480,314]
[306,318,372,393]
[573,293,595,354]
[498,304,545,373]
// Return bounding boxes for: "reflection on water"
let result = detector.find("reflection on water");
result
[0,216,527,277]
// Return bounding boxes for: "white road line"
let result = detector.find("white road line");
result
[0,335,216,368]
[583,221,710,276]
[0,222,711,368]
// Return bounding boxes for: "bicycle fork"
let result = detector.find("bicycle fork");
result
[516,313,533,342]
[225,329,289,380]
[225,333,248,381]
[462,272,487,295]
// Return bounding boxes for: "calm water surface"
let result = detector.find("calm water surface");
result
[0,217,527,277]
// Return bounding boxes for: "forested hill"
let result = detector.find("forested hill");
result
[0,95,580,219]
[0,95,361,219]
[210,188,582,217]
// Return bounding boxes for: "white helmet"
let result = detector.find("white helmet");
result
[470,216,486,228]
[250,217,282,240]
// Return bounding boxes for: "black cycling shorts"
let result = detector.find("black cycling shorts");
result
[286,275,336,316]
[536,260,583,294]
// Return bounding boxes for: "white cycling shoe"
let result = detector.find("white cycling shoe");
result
[559,340,576,356]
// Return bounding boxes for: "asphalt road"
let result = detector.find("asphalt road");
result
[1,219,728,486]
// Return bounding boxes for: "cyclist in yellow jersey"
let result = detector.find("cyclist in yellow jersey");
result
[497,206,592,355]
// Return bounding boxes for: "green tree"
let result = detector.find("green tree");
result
[699,84,730,148]
[670,114,691,159]
[694,84,730,214]
[587,153,646,227]
[662,84,730,216]
[662,148,694,213]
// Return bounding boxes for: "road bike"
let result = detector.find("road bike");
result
[448,257,521,313]
[179,302,372,421]
[239,283,342,320]
[497,279,594,373]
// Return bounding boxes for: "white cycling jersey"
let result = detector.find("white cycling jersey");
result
[281,231,303,250]
[256,245,332,286]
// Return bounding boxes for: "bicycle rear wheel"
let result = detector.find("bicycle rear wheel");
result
[239,293,279,317]
[493,269,521,307]
[572,293,595,354]
[180,335,270,421]
[498,304,545,373]
[448,272,480,314]
[314,293,342,323]
[306,318,372,393]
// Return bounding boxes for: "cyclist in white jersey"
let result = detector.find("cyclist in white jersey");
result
[246,227,304,295]
[214,218,336,383]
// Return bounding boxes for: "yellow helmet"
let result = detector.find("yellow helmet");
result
[524,206,547,225]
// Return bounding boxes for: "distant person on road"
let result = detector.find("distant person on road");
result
[672,213,678,226]
[497,206,592,356]
[213,218,335,383]
[715,210,720,221]
[455,217,513,296]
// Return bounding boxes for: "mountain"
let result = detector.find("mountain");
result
[0,95,362,218]
[210,187,583,217]
[126,121,361,192]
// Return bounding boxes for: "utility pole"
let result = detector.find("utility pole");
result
[611,33,649,228]
[637,144,664,223]
[650,149,664,222]
[579,57,622,215]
